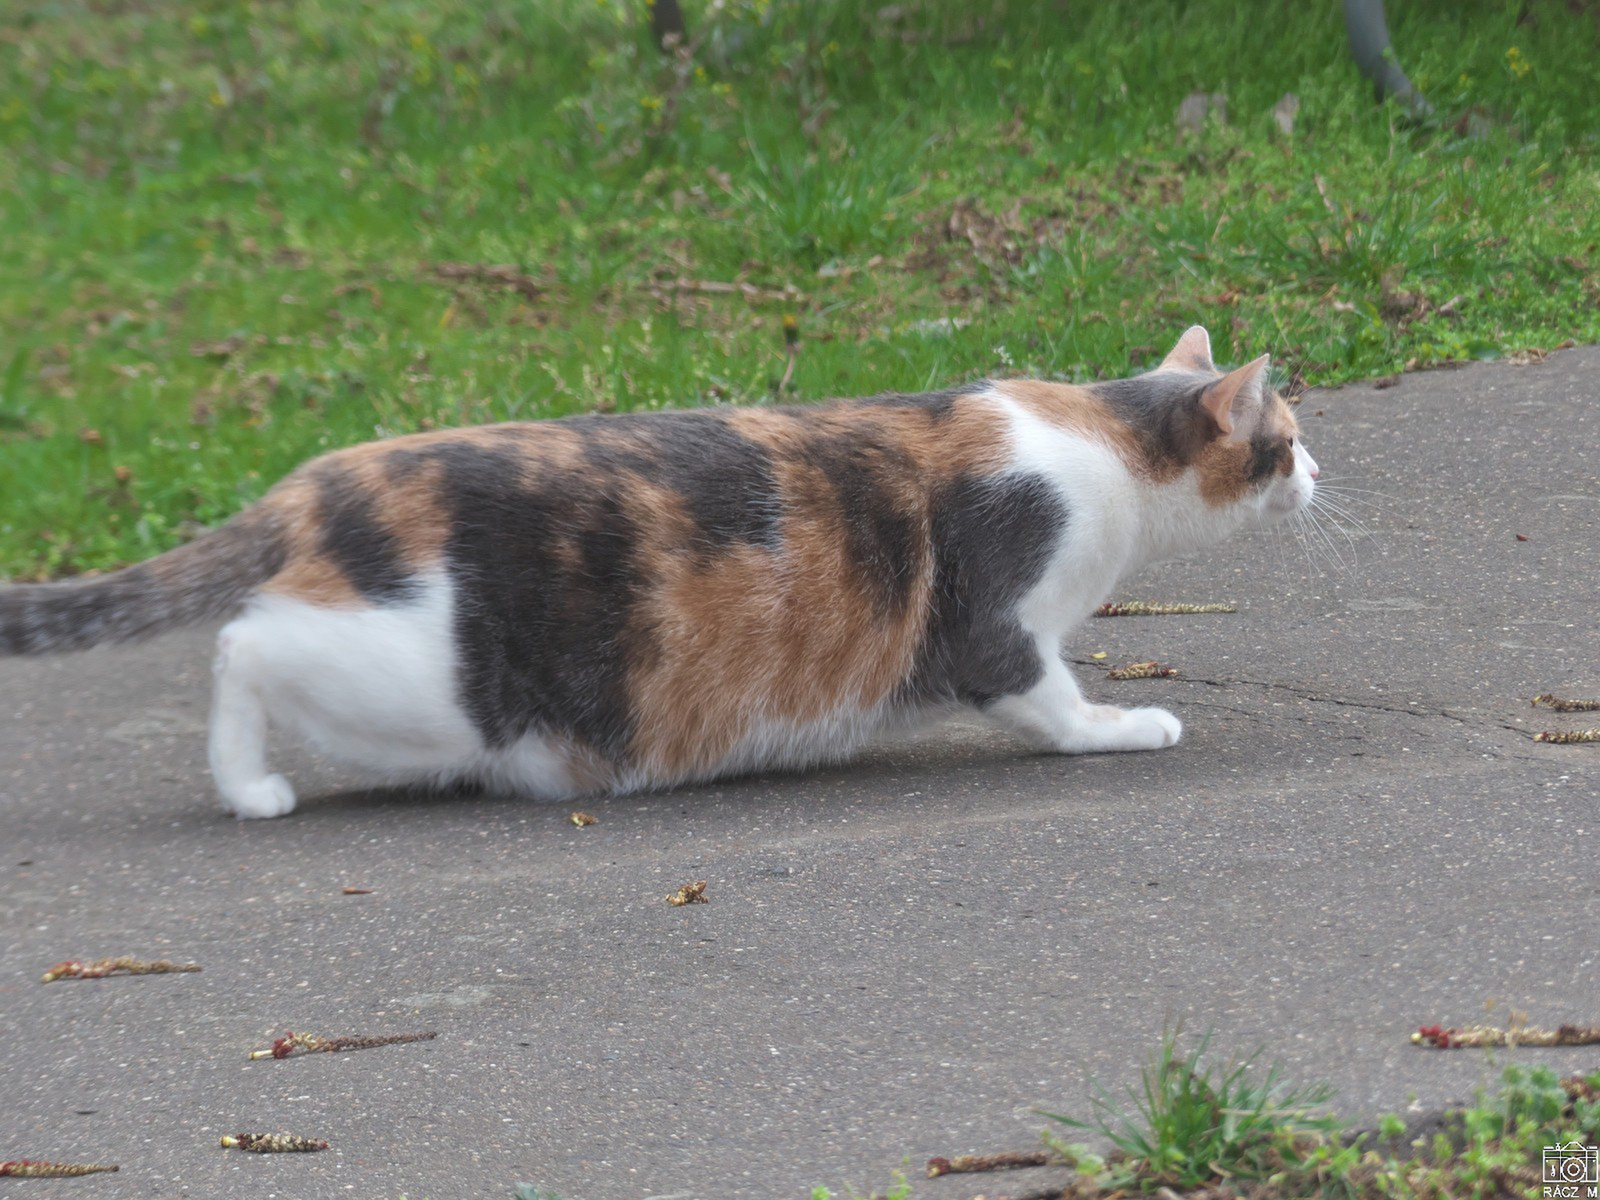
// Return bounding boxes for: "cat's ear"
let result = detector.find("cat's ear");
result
[1160,325,1215,373]
[1198,353,1270,438]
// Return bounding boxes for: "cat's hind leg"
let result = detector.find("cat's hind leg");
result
[210,578,490,809]
[208,622,297,818]
[988,655,1181,755]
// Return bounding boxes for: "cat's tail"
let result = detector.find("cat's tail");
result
[0,507,287,656]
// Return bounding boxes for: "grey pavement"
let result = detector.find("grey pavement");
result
[2,350,1598,1200]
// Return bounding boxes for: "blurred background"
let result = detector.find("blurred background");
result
[2,0,1597,578]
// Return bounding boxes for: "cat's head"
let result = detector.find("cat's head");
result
[1097,325,1318,530]
[1165,325,1317,525]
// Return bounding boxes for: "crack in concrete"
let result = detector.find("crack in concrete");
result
[1071,659,1553,750]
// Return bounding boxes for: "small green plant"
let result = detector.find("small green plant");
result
[1378,1063,1600,1199]
[511,1185,562,1200]
[807,1167,913,1200]
[1039,1027,1343,1191]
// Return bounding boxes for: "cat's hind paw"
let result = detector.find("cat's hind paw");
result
[221,774,298,819]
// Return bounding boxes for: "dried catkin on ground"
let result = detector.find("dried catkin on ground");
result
[1106,660,1179,680]
[250,1030,437,1060]
[1094,600,1236,616]
[219,1133,329,1153]
[1412,1022,1600,1048]
[925,1150,1056,1177]
[1532,693,1600,712]
[0,1160,120,1177]
[40,956,201,982]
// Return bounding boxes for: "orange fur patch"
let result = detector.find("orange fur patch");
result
[628,398,1009,776]
[253,476,366,607]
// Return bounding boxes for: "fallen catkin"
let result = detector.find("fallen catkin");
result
[219,1133,329,1153]
[0,1160,119,1177]
[1534,729,1600,744]
[250,1030,437,1060]
[1412,1023,1600,1049]
[41,956,201,982]
[1094,601,1237,617]
[1107,660,1179,680]
[926,1151,1054,1177]
[1532,693,1600,712]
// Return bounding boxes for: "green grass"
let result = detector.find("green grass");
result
[809,1170,912,1200]
[1039,1026,1343,1190]
[808,1033,1600,1199]
[4,0,1600,577]
[1041,1045,1600,1198]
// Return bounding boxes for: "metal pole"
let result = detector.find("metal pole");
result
[1343,0,1433,117]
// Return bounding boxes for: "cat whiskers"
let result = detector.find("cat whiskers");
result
[1307,493,1365,563]
[1287,507,1341,575]
[1284,481,1384,577]
[1310,506,1355,571]
[1310,474,1393,500]
[1310,484,1383,549]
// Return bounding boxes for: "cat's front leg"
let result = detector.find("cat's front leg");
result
[987,656,1181,754]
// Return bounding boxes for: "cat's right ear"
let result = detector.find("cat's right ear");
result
[1198,354,1270,438]
[1159,325,1215,373]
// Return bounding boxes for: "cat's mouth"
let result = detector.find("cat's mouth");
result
[1267,481,1314,516]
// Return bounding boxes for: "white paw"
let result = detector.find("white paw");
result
[222,774,298,819]
[1100,706,1183,752]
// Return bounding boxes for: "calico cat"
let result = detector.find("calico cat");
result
[0,325,1317,818]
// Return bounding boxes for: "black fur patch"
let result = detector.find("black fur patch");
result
[902,473,1067,707]
[313,470,418,602]
[417,439,649,756]
[572,411,782,554]
[1245,434,1292,484]
[1091,372,1213,466]
[792,427,923,618]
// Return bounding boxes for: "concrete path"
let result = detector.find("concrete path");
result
[2,350,1598,1200]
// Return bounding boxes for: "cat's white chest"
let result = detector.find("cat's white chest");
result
[990,394,1142,636]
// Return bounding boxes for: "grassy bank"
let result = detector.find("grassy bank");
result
[3,0,1599,577]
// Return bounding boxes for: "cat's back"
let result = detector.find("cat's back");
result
[260,389,1023,604]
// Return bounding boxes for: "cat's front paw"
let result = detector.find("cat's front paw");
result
[1100,705,1182,752]
[222,774,298,819]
